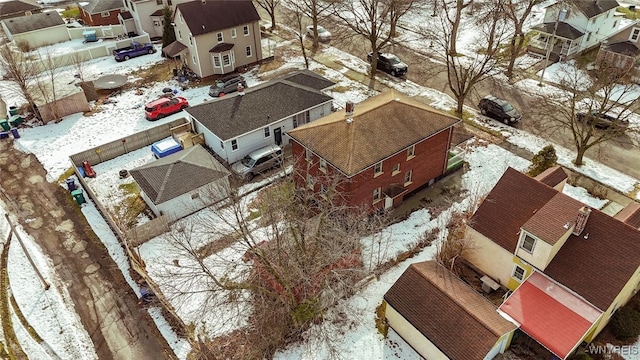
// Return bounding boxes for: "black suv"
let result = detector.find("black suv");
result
[367,52,408,77]
[478,95,522,125]
[577,110,628,130]
[209,74,247,97]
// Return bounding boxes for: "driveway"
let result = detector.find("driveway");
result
[0,140,175,359]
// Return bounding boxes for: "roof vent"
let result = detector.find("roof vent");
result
[237,83,245,96]
[345,101,354,124]
[563,222,570,229]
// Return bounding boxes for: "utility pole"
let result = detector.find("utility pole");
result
[539,6,567,86]
[4,214,50,290]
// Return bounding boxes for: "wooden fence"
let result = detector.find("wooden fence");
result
[125,216,170,247]
[69,118,188,167]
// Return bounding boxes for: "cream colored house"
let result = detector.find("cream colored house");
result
[165,0,262,78]
[465,166,640,359]
[119,0,192,38]
[2,11,69,48]
[384,261,517,360]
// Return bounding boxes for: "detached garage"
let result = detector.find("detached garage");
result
[2,11,70,48]
[384,261,517,360]
[31,79,91,123]
[130,144,231,221]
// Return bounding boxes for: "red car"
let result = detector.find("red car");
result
[144,96,189,121]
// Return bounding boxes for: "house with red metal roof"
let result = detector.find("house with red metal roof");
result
[286,90,461,213]
[464,166,640,359]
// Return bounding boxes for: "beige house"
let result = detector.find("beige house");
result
[384,261,517,360]
[465,167,640,359]
[164,0,262,78]
[597,20,640,81]
[119,0,192,39]
[1,11,70,48]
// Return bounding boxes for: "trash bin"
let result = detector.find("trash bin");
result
[8,106,18,116]
[10,128,19,139]
[9,115,23,127]
[65,178,77,191]
[0,119,9,131]
[0,132,8,139]
[71,189,85,205]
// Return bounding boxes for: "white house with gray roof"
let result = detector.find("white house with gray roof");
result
[185,70,335,164]
[129,144,231,221]
[1,11,69,47]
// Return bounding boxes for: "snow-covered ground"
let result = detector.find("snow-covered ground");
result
[2,3,640,359]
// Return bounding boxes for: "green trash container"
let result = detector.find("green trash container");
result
[9,106,18,116]
[71,189,85,205]
[9,115,23,127]
[0,119,9,131]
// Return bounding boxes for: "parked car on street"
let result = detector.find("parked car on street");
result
[231,144,283,181]
[209,75,247,97]
[367,52,408,77]
[144,96,189,121]
[576,110,628,130]
[306,25,331,42]
[477,95,522,125]
[113,41,156,62]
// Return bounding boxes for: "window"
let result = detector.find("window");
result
[320,184,328,197]
[613,20,618,29]
[192,55,197,63]
[307,174,314,189]
[220,141,224,149]
[153,20,162,26]
[374,161,383,176]
[231,139,238,151]
[246,45,252,57]
[156,0,162,4]
[189,34,193,45]
[191,192,200,200]
[167,0,172,5]
[512,266,525,281]
[263,127,270,138]
[392,163,400,175]
[223,54,230,66]
[319,159,327,172]
[305,149,312,161]
[214,56,220,67]
[101,11,110,17]
[407,145,415,159]
[243,25,249,35]
[373,188,381,202]
[586,32,592,42]
[178,30,182,40]
[231,28,237,38]
[521,234,536,253]
[179,14,183,24]
[404,170,413,185]
[25,10,32,15]
[217,32,223,42]
[631,28,640,42]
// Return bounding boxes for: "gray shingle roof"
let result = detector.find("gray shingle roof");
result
[0,0,41,18]
[534,22,584,40]
[575,0,619,18]
[81,0,123,15]
[129,145,230,204]
[3,11,64,34]
[186,80,333,140]
[603,41,640,56]
[282,70,336,91]
[175,0,259,36]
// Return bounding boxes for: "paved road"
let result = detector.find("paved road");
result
[263,6,640,180]
[0,141,175,360]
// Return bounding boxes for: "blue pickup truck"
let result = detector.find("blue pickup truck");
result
[113,41,156,62]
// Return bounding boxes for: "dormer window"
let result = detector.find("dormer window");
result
[521,234,536,253]
[630,28,640,42]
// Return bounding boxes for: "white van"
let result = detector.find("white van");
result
[231,145,283,180]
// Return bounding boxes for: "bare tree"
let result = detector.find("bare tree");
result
[531,62,640,166]
[333,0,417,79]
[153,173,389,358]
[255,0,281,30]
[33,47,68,122]
[284,0,311,69]
[503,0,541,80]
[424,0,510,114]
[291,0,334,50]
[68,51,90,83]
[0,42,42,120]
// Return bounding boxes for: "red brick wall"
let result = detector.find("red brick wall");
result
[291,127,453,212]
[81,8,122,26]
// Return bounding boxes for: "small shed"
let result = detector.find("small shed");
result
[130,144,231,221]
[30,78,90,123]
[1,11,69,48]
[151,137,182,159]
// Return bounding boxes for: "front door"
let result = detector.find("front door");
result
[384,196,393,210]
[274,128,282,145]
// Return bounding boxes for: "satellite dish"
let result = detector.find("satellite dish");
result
[93,74,128,90]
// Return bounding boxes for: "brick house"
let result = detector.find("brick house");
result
[80,0,124,26]
[286,90,461,213]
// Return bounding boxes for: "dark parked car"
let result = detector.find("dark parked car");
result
[144,96,189,121]
[576,110,628,130]
[478,95,522,125]
[209,75,247,97]
[366,52,408,77]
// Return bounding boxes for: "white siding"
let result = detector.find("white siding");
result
[155,177,230,221]
[13,25,70,48]
[386,305,450,360]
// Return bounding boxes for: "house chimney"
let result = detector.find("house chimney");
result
[345,101,354,123]
[572,206,592,236]
[201,0,205,4]
[237,83,245,96]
